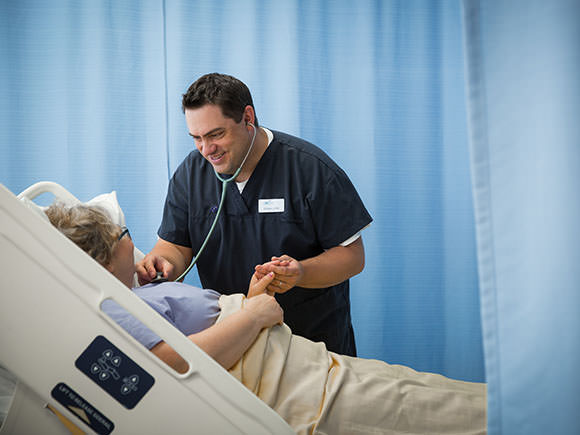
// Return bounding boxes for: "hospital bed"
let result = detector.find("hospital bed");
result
[0,181,294,434]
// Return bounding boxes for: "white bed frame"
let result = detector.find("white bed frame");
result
[0,182,294,434]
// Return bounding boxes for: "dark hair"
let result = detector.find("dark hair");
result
[181,73,259,127]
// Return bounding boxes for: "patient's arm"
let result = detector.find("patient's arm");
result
[151,294,282,373]
[150,275,280,373]
[136,238,192,285]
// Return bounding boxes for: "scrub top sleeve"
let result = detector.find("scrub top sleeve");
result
[309,169,372,249]
[158,162,192,247]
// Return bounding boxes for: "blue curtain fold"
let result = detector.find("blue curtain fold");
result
[1,0,484,382]
[463,0,580,433]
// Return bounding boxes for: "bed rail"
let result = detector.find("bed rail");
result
[17,181,80,203]
[0,182,294,435]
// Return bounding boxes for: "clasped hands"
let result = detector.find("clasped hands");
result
[249,255,303,297]
[137,252,302,297]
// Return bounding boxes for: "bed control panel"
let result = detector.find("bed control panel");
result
[75,335,155,409]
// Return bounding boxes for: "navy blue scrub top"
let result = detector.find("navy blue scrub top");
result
[159,130,372,356]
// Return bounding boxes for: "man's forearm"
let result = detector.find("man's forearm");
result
[298,238,365,288]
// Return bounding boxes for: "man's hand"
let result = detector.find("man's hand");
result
[254,255,304,294]
[253,238,366,290]
[244,293,283,327]
[136,254,174,285]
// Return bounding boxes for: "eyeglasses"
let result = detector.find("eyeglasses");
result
[118,226,131,241]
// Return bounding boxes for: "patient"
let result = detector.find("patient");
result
[45,203,487,435]
[44,203,282,372]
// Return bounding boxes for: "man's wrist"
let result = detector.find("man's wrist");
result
[295,260,307,287]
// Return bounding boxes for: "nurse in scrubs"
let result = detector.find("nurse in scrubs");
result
[137,73,372,356]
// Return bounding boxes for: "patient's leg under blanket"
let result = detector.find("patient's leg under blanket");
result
[218,294,486,435]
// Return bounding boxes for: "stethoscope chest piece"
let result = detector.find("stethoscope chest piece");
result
[151,271,169,284]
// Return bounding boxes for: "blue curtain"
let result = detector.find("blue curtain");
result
[0,0,483,382]
[463,0,580,434]
[0,0,169,252]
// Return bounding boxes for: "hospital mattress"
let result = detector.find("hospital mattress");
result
[0,182,294,434]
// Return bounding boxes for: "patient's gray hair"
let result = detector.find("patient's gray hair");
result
[44,203,121,267]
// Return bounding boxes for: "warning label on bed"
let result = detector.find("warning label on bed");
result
[51,382,114,435]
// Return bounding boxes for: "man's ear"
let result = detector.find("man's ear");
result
[243,105,255,125]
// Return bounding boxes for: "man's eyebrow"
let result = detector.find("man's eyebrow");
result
[189,127,224,138]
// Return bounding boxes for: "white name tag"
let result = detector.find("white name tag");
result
[258,198,285,213]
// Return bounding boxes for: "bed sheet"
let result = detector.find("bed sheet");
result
[219,294,487,435]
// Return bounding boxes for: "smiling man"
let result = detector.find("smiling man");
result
[137,73,372,355]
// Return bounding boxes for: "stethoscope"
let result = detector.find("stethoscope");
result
[154,122,257,283]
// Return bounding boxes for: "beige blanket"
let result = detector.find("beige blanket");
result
[218,294,486,435]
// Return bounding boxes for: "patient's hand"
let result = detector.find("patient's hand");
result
[136,254,174,285]
[248,271,275,297]
[244,293,283,327]
[254,255,303,294]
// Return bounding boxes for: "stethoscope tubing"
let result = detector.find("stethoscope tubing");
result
[174,122,257,282]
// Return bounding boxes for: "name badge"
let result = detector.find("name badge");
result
[259,198,285,213]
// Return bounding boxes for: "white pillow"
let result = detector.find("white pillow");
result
[85,191,126,227]
[20,189,144,286]
[18,191,126,226]
[84,192,144,282]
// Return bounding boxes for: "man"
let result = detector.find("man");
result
[137,73,372,356]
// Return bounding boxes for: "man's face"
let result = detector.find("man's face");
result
[185,104,250,175]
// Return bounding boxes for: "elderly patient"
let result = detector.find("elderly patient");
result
[45,203,487,435]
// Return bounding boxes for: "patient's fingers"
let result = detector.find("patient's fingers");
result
[267,255,298,275]
[253,268,266,280]
[248,272,275,297]
[254,257,300,295]
[255,259,289,274]
[256,264,285,278]
[263,259,296,277]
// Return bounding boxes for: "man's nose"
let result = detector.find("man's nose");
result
[198,138,216,156]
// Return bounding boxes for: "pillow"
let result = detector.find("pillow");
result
[18,191,126,226]
[85,191,126,227]
[19,189,144,285]
[84,192,145,281]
